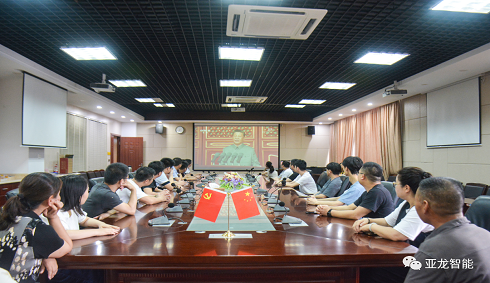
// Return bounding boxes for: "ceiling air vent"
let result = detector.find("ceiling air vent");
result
[226,5,327,40]
[226,96,268,103]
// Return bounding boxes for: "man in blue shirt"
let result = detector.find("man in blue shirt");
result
[307,156,365,206]
[313,162,342,198]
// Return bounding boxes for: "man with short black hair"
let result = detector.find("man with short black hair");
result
[83,163,138,218]
[155,158,176,191]
[314,162,342,198]
[404,177,490,283]
[143,161,165,193]
[317,162,394,219]
[170,157,183,181]
[274,160,293,181]
[278,159,317,195]
[117,167,171,204]
[308,156,365,206]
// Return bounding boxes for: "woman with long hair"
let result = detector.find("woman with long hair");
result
[262,161,278,184]
[0,173,72,282]
[53,175,120,239]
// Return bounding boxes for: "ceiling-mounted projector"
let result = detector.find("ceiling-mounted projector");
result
[91,74,116,93]
[383,80,407,97]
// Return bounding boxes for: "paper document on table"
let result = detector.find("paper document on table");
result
[288,221,308,227]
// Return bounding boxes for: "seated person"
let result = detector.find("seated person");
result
[313,162,342,199]
[154,158,175,191]
[274,160,293,182]
[142,160,165,193]
[308,156,365,206]
[82,163,138,218]
[43,175,120,239]
[316,162,394,220]
[405,177,490,283]
[170,157,183,182]
[178,161,199,182]
[117,167,172,205]
[277,159,317,195]
[353,167,434,246]
[262,161,278,183]
[0,173,72,282]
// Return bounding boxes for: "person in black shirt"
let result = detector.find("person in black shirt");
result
[317,162,394,220]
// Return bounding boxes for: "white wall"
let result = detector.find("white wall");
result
[0,73,29,173]
[401,73,490,184]
[121,122,137,137]
[280,124,331,166]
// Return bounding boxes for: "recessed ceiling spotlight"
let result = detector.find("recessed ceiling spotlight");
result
[354,52,409,65]
[367,103,373,106]
[96,105,102,109]
[109,80,146,87]
[158,121,162,123]
[319,82,356,90]
[220,80,252,87]
[60,47,117,60]
[219,46,265,61]
[339,114,343,116]
[328,117,332,120]
[285,104,306,108]
[154,103,164,107]
[110,111,115,114]
[352,109,357,112]
[121,116,126,118]
[319,122,323,124]
[299,99,326,104]
[130,119,134,122]
[431,0,490,13]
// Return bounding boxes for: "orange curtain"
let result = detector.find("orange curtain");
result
[329,101,402,179]
[356,108,382,165]
[380,102,402,179]
[329,115,356,163]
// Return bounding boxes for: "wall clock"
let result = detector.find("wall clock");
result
[175,126,185,134]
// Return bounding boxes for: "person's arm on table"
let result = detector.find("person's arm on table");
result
[139,190,171,205]
[316,204,371,220]
[113,180,138,215]
[352,217,388,232]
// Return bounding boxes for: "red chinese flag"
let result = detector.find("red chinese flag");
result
[194,188,226,222]
[231,187,260,220]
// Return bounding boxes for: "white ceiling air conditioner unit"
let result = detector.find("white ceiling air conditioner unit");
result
[226,5,328,40]
[226,96,268,103]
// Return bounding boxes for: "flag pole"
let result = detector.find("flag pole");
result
[222,192,235,239]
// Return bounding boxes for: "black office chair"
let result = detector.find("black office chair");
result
[387,175,396,182]
[465,196,490,232]
[316,171,330,191]
[381,181,398,204]
[464,183,488,199]
[6,188,19,200]
[334,177,352,197]
[88,177,104,190]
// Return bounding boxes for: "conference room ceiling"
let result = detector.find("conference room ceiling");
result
[1,0,490,122]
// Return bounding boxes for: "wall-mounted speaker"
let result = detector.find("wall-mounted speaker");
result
[307,126,315,135]
[155,124,164,134]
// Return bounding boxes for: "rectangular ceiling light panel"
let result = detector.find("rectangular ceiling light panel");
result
[227,5,327,40]
[221,104,242,107]
[354,52,409,65]
[431,0,490,13]
[299,99,326,104]
[220,80,252,87]
[60,47,117,60]
[109,80,147,87]
[319,82,356,90]
[219,47,264,61]
[135,98,163,103]
[285,104,306,108]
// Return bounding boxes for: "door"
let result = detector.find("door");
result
[111,134,121,164]
[120,137,143,171]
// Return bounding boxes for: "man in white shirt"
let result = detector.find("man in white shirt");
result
[278,159,317,195]
[274,160,293,181]
[154,158,178,192]
[117,167,171,205]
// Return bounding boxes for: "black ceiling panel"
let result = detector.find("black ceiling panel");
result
[1,0,489,121]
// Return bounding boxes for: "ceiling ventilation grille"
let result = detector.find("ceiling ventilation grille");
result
[226,96,268,103]
[226,5,327,40]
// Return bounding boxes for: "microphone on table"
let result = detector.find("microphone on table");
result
[148,205,174,225]
[211,152,221,165]
[273,202,302,224]
[165,202,184,213]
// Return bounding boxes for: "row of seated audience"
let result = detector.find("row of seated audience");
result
[1,155,490,283]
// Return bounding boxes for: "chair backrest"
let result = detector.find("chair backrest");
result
[94,170,104,178]
[87,171,97,179]
[381,181,398,203]
[307,167,324,175]
[387,175,397,182]
[6,188,19,200]
[465,195,490,232]
[88,177,104,190]
[464,183,488,199]
[335,177,352,197]
[316,171,330,188]
[128,172,135,179]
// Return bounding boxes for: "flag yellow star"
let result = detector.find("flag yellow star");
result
[245,191,250,196]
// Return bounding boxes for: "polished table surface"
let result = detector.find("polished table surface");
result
[58,177,417,282]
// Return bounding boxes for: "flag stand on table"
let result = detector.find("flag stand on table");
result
[222,192,235,239]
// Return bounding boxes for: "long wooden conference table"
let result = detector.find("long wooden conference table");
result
[57,177,417,283]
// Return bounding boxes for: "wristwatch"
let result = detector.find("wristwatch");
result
[327,209,333,217]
